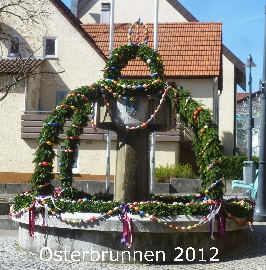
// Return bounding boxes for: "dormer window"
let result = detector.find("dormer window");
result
[44,37,57,58]
[9,37,20,57]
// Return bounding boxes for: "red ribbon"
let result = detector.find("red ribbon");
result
[217,207,226,238]
[29,201,36,238]
[121,213,134,247]
[120,205,134,248]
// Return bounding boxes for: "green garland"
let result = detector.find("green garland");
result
[28,43,224,200]
[11,191,254,222]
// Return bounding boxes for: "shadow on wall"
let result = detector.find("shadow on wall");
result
[179,141,198,175]
[221,131,235,157]
[89,13,101,23]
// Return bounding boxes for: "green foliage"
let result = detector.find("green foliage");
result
[103,43,165,81]
[130,201,210,216]
[151,194,201,203]
[225,198,255,220]
[13,192,35,212]
[155,163,197,182]
[221,156,259,180]
[11,192,254,221]
[27,43,225,200]
[50,199,120,214]
[172,88,224,199]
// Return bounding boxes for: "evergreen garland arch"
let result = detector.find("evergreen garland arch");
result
[30,43,224,200]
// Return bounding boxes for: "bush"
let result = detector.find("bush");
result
[154,156,259,183]
[155,163,198,182]
[221,156,259,180]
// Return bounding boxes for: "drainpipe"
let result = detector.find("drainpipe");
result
[105,0,115,194]
[254,6,266,221]
[150,0,159,195]
[212,77,218,123]
[24,77,28,113]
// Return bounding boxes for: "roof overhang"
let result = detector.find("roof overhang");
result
[0,58,44,75]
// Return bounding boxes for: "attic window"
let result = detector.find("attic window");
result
[44,37,57,58]
[9,37,20,57]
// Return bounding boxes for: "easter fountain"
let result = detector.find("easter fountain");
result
[11,21,254,264]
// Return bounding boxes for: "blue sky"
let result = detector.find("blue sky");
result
[62,0,266,93]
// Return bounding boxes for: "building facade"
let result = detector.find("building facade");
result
[0,0,245,183]
[236,91,261,156]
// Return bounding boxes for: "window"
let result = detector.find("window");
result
[56,91,67,104]
[9,37,20,56]
[44,37,57,58]
[58,145,79,174]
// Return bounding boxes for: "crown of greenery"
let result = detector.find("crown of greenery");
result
[30,42,224,200]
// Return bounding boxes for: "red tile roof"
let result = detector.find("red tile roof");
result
[46,0,245,89]
[167,0,245,90]
[237,91,261,102]
[82,22,222,77]
[0,58,43,74]
[237,93,248,102]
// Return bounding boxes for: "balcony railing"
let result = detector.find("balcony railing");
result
[21,112,183,141]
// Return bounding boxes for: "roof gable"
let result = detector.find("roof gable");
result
[49,0,106,60]
[82,22,222,77]
[46,0,244,88]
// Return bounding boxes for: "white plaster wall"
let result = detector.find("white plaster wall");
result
[78,0,188,23]
[155,141,180,166]
[219,55,235,156]
[53,140,179,175]
[0,91,37,173]
[55,140,117,175]
[0,0,105,175]
[0,1,105,111]
[177,79,214,111]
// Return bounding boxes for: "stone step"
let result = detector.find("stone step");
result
[0,215,18,230]
[0,179,249,196]
[0,201,12,215]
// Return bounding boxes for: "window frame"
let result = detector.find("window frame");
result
[56,90,67,104]
[44,37,57,58]
[9,36,20,57]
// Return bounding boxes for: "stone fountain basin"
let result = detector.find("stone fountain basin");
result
[14,212,247,264]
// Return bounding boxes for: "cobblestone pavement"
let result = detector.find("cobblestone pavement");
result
[0,223,265,270]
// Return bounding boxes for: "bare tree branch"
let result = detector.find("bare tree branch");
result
[0,0,65,101]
